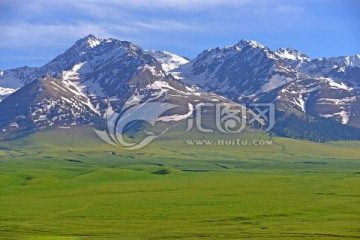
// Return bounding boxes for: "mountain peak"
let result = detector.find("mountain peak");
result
[275,48,310,62]
[237,39,265,49]
[73,34,101,50]
[85,33,97,39]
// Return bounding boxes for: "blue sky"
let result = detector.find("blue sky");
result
[0,0,359,69]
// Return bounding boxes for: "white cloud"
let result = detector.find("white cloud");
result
[5,0,295,13]
[132,20,200,31]
[0,22,109,47]
[33,0,257,10]
[0,19,201,48]
[0,0,312,49]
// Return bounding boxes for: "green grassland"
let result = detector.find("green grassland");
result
[1,127,360,239]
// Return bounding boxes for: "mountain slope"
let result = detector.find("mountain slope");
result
[171,39,360,128]
[0,76,100,139]
[0,35,241,139]
[173,40,300,100]
[0,35,359,141]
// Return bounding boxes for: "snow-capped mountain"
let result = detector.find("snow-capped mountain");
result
[171,39,360,128]
[0,76,100,136]
[0,66,38,101]
[0,35,164,101]
[0,35,359,141]
[0,35,234,137]
[173,40,304,100]
[298,55,360,89]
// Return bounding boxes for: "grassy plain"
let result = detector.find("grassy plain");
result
[0,127,360,239]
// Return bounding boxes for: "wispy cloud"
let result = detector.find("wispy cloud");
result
[132,20,200,31]
[0,19,201,48]
[1,0,358,69]
[25,0,257,10]
[0,0,306,46]
[0,22,110,46]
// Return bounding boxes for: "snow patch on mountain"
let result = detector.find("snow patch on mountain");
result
[338,111,350,124]
[157,103,194,122]
[317,96,356,105]
[275,48,310,62]
[261,74,292,92]
[326,79,353,91]
[321,111,350,125]
[149,80,176,91]
[0,87,17,101]
[87,38,101,48]
[293,94,307,112]
[148,50,189,72]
